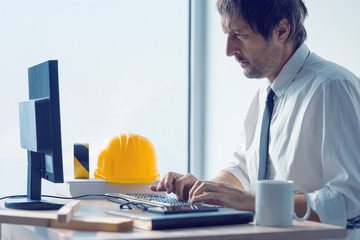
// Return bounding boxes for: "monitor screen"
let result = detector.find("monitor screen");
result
[5,60,65,210]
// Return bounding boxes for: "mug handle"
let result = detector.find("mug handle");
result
[293,188,311,221]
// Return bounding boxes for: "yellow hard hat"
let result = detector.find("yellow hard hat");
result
[94,133,160,183]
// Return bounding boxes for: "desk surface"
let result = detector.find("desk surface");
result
[1,199,347,240]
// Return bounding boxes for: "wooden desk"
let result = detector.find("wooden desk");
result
[1,199,347,240]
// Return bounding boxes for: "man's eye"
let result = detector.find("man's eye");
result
[235,34,247,39]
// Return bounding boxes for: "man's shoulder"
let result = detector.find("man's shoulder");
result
[288,52,360,98]
[302,52,359,82]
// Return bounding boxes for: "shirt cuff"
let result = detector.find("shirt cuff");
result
[308,186,347,227]
[223,164,251,192]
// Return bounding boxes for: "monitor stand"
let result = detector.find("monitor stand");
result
[5,151,64,210]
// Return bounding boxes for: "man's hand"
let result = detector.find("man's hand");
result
[149,172,198,200]
[188,180,255,211]
[150,170,255,211]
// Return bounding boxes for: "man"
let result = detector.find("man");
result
[150,0,360,228]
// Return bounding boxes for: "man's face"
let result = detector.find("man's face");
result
[222,15,282,81]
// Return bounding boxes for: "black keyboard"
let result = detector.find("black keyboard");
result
[105,193,216,207]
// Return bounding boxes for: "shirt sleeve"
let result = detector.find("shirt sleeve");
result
[223,141,251,191]
[308,187,347,227]
[223,88,263,192]
[309,78,360,227]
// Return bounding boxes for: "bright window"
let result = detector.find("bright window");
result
[0,0,189,194]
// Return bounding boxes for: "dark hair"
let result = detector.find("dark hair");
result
[217,0,308,48]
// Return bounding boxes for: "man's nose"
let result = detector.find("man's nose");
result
[226,35,238,57]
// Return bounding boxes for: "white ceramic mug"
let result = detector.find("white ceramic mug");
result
[255,180,311,227]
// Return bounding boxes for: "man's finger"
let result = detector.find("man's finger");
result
[149,185,157,191]
[163,174,175,193]
[175,174,198,200]
[188,180,203,201]
[191,192,220,204]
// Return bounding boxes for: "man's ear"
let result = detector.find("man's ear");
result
[275,18,291,42]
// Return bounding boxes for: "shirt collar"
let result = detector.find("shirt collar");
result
[271,44,310,99]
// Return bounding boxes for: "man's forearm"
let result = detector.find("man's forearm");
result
[295,194,320,222]
[213,171,320,220]
[212,170,244,189]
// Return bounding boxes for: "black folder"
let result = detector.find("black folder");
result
[106,208,254,230]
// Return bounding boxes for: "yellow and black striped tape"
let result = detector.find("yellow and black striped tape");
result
[74,143,89,179]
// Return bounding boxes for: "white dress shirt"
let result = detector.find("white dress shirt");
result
[224,44,360,227]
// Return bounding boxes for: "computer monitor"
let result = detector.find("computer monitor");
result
[5,60,65,210]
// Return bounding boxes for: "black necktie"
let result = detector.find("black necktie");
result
[258,87,275,180]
